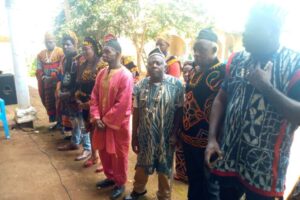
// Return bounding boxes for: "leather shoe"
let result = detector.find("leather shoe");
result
[57,143,79,151]
[111,185,125,200]
[96,179,115,189]
[63,135,72,141]
[75,150,91,161]
[123,190,147,200]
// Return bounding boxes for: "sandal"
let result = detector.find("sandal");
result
[95,165,104,173]
[83,158,94,168]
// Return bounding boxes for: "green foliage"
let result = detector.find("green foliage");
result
[28,58,37,77]
[55,0,214,67]
[56,0,212,41]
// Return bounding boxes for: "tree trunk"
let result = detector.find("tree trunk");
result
[64,0,71,22]
[136,49,142,71]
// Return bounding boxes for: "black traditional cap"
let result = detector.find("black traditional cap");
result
[105,39,122,53]
[196,28,218,43]
[148,47,165,59]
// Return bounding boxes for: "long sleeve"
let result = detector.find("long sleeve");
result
[102,73,133,130]
[90,71,103,119]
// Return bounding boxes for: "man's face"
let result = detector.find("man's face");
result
[82,45,95,60]
[156,39,169,54]
[243,18,275,56]
[45,39,56,51]
[63,40,76,56]
[193,39,216,67]
[147,55,166,80]
[102,46,119,63]
[183,64,193,83]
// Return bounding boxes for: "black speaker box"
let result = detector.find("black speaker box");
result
[0,73,18,105]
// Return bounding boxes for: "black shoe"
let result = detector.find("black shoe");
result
[123,190,147,200]
[63,135,72,141]
[111,185,125,199]
[96,179,115,189]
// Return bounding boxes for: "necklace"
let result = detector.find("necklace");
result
[45,47,55,63]
[143,79,164,116]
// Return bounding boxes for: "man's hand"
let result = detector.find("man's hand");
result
[205,139,223,169]
[131,136,139,154]
[247,61,273,92]
[96,119,105,130]
[169,133,178,149]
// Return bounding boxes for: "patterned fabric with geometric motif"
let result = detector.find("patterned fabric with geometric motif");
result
[213,47,300,197]
[134,75,184,176]
[181,61,225,148]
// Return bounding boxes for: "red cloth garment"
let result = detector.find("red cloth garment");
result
[90,66,133,186]
[166,56,181,78]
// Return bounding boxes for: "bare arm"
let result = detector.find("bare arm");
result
[170,107,183,147]
[132,108,139,139]
[132,108,140,154]
[205,89,227,168]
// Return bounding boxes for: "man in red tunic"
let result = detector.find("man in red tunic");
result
[90,37,133,200]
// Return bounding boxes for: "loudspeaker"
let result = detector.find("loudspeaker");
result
[0,73,17,105]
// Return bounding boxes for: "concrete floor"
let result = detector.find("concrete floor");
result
[0,87,187,200]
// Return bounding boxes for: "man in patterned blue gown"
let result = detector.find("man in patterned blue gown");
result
[124,48,184,200]
[205,3,300,200]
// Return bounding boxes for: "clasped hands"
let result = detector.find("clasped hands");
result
[90,118,106,131]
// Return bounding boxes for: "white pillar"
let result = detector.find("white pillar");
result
[5,0,30,109]
[5,0,36,123]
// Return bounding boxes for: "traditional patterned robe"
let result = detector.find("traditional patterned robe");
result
[121,56,140,83]
[181,62,225,148]
[213,48,300,197]
[133,75,184,176]
[57,53,81,128]
[36,47,64,122]
[75,57,107,131]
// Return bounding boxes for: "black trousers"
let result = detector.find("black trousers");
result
[217,177,283,200]
[182,142,220,200]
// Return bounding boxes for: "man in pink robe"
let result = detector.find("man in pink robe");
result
[90,37,133,200]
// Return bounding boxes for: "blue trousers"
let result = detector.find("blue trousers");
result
[70,115,91,151]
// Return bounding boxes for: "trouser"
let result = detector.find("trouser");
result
[99,149,128,186]
[70,115,91,151]
[182,142,219,200]
[217,177,283,200]
[133,167,171,200]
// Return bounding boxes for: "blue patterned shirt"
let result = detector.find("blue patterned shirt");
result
[133,75,184,176]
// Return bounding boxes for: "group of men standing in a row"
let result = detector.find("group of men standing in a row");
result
[36,3,300,200]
